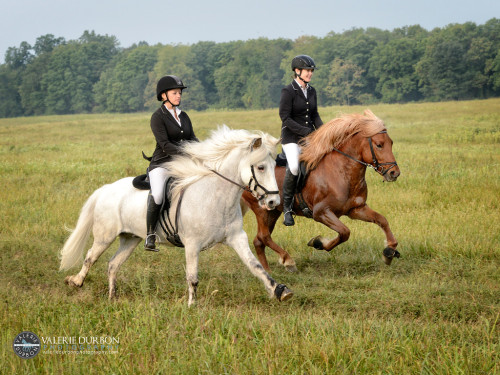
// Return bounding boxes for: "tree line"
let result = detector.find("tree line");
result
[1,19,499,118]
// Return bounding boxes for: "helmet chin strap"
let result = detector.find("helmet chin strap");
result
[296,69,310,85]
[163,95,181,108]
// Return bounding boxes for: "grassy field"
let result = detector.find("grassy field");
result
[0,99,499,374]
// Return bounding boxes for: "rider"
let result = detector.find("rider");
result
[279,55,323,226]
[145,75,199,251]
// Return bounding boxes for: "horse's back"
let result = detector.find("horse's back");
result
[91,177,147,236]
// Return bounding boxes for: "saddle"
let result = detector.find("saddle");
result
[276,152,313,219]
[132,173,184,247]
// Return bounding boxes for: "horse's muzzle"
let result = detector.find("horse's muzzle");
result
[260,195,280,211]
[384,167,400,182]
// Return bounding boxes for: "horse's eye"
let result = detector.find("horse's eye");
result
[376,144,383,149]
[257,165,265,171]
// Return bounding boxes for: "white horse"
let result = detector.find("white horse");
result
[59,126,293,305]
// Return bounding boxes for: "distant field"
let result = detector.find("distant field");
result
[1,99,499,374]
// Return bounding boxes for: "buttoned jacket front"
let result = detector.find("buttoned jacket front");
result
[279,80,323,145]
[149,105,198,170]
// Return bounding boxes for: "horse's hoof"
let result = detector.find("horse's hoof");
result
[280,287,293,302]
[285,264,298,273]
[274,284,293,302]
[307,236,324,250]
[64,275,81,288]
[382,247,400,265]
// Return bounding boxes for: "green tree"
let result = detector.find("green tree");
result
[33,34,65,56]
[94,45,158,112]
[42,31,118,114]
[324,58,365,105]
[369,38,423,102]
[145,44,206,111]
[416,36,468,100]
[0,65,23,117]
[4,41,33,69]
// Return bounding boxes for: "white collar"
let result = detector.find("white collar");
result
[163,104,182,125]
[294,79,309,91]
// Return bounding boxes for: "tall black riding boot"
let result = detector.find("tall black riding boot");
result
[282,167,298,226]
[144,192,162,252]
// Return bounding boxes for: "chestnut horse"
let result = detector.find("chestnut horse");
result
[242,109,401,272]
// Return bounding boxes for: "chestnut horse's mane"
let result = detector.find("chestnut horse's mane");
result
[300,109,386,171]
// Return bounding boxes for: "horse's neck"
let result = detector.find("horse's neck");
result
[211,151,245,201]
[318,147,367,187]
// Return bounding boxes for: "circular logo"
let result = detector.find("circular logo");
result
[13,331,41,359]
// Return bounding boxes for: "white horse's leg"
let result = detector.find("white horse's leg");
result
[184,243,200,307]
[226,231,293,301]
[64,239,113,288]
[107,234,142,299]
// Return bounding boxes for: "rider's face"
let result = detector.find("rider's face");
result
[162,89,182,105]
[295,68,314,83]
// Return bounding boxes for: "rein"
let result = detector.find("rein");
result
[331,131,398,177]
[208,165,279,201]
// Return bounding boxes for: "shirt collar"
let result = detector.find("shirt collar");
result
[293,79,309,91]
[162,104,182,116]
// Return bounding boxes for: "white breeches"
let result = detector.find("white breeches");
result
[282,143,301,176]
[149,167,171,204]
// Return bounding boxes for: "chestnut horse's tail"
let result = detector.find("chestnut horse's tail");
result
[59,188,101,271]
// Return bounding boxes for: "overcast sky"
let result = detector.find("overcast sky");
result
[1,0,499,63]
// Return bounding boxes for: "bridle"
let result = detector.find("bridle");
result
[208,165,279,201]
[331,131,398,177]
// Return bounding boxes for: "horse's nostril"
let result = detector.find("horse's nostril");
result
[268,200,275,207]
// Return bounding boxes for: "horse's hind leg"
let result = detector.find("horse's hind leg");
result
[65,239,113,288]
[184,243,200,307]
[107,234,141,299]
[254,209,297,272]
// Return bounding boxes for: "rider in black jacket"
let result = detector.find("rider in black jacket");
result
[279,55,323,226]
[145,75,199,251]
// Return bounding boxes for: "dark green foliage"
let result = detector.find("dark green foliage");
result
[94,45,158,113]
[1,19,500,117]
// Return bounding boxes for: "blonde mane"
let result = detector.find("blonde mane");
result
[300,109,386,171]
[164,125,278,200]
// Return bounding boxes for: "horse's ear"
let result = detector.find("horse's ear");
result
[251,137,262,151]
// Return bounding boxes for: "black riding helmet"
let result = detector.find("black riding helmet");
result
[291,55,317,71]
[156,75,187,101]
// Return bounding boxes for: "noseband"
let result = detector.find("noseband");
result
[208,165,279,202]
[248,165,280,201]
[331,131,398,176]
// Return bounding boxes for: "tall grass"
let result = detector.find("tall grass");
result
[1,99,499,374]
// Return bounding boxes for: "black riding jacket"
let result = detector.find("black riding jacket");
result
[279,80,323,144]
[149,105,198,171]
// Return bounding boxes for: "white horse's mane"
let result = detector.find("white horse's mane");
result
[164,125,278,200]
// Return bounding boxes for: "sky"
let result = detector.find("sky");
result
[1,0,499,63]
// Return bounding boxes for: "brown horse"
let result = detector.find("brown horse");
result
[242,109,401,272]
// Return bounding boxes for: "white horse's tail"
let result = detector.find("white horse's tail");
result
[59,188,100,271]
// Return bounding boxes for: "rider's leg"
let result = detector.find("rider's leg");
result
[281,143,300,226]
[145,167,169,251]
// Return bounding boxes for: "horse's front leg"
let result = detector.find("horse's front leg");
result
[226,231,293,302]
[308,207,351,251]
[253,209,297,272]
[348,204,400,265]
